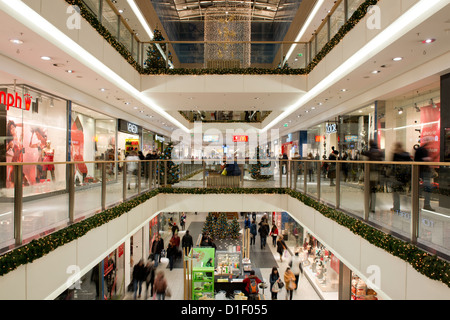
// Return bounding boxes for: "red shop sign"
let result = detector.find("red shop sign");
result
[233,135,249,142]
[0,92,32,111]
[118,243,125,258]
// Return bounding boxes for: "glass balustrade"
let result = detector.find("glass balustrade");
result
[1,159,448,261]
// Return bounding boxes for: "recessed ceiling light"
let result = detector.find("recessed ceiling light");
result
[118,9,124,13]
[422,38,436,44]
[133,106,139,110]
[41,56,51,61]
[372,70,380,74]
[393,57,403,61]
[100,88,106,92]
[10,39,23,45]
[341,89,347,92]
[65,70,74,73]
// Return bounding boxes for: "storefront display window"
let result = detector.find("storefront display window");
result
[71,104,116,186]
[351,272,379,300]
[1,84,67,197]
[301,232,339,300]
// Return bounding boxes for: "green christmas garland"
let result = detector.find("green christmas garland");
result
[64,0,379,76]
[1,187,448,290]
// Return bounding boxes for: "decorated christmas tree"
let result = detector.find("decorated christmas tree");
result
[250,146,273,180]
[145,29,172,69]
[202,213,216,237]
[213,213,229,239]
[159,142,180,186]
[228,217,241,239]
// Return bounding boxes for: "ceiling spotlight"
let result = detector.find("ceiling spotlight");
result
[398,107,404,115]
[100,88,106,92]
[341,89,347,92]
[10,39,23,45]
[422,38,436,44]
[393,57,403,61]
[65,70,74,73]
[41,56,52,61]
[372,70,380,74]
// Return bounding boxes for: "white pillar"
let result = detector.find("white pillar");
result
[125,238,131,287]
[143,223,150,261]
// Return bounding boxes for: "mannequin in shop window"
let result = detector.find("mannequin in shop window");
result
[6,120,30,187]
[42,140,56,181]
[29,127,48,183]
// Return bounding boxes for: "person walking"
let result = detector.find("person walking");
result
[250,220,257,246]
[362,140,384,213]
[414,137,435,211]
[153,270,168,300]
[180,213,186,231]
[132,259,145,299]
[167,238,178,271]
[276,236,287,262]
[258,219,270,250]
[243,270,262,300]
[269,224,279,247]
[390,142,411,213]
[289,252,303,290]
[126,151,140,190]
[284,266,297,300]
[150,234,164,268]
[182,230,194,256]
[144,260,155,299]
[269,267,282,300]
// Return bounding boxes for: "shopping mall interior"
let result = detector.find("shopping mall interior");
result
[0,0,449,304]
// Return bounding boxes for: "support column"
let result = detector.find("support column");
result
[338,261,352,300]
[440,73,450,208]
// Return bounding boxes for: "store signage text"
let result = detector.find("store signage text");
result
[326,123,337,134]
[127,122,139,134]
[0,92,32,111]
[156,135,165,142]
[233,135,249,143]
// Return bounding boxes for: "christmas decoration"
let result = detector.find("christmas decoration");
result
[159,142,180,186]
[202,213,216,238]
[65,0,378,76]
[250,146,273,180]
[2,183,448,289]
[228,217,241,239]
[144,29,172,70]
[213,213,229,239]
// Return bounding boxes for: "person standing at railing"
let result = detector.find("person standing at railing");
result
[414,137,435,211]
[362,140,384,213]
[390,142,412,213]
[126,151,140,190]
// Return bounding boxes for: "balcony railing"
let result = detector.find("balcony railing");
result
[1,159,449,262]
[69,0,376,74]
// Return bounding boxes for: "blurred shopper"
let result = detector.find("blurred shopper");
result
[182,230,193,256]
[390,142,411,213]
[276,236,287,262]
[150,234,164,268]
[284,266,296,300]
[269,224,279,247]
[362,140,384,213]
[269,267,282,300]
[415,137,435,211]
[153,270,169,300]
[144,260,155,299]
[289,252,303,290]
[132,259,145,299]
[250,220,257,246]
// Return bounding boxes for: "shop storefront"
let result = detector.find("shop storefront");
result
[70,103,117,186]
[118,119,142,158]
[55,243,125,300]
[1,84,68,197]
[142,128,155,156]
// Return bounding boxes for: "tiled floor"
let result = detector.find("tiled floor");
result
[123,212,321,301]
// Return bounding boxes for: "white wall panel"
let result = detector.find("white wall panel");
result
[41,0,79,43]
[405,264,450,300]
[1,193,450,300]
[0,265,26,300]
[107,213,128,248]
[27,241,77,300]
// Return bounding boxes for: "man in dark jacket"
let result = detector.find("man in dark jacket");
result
[182,230,194,256]
[250,220,257,245]
[362,140,384,213]
[132,259,146,299]
[258,220,270,249]
[151,234,164,268]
